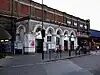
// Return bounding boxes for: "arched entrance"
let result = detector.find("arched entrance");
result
[56,28,63,47]
[69,31,76,50]
[46,27,55,42]
[46,26,56,51]
[16,25,26,54]
[34,25,45,53]
[64,30,69,51]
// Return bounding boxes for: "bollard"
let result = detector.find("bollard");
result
[69,50,71,56]
[49,49,51,60]
[59,50,62,58]
[75,50,77,55]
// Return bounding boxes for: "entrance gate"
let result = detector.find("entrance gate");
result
[64,40,68,51]
[35,39,43,53]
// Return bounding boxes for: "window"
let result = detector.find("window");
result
[74,22,77,26]
[47,36,51,42]
[57,30,60,35]
[84,25,87,29]
[36,27,41,32]
[80,24,83,27]
[48,29,52,34]
[67,20,71,24]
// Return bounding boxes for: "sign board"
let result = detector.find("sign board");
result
[15,41,23,49]
[48,43,55,49]
[17,42,23,49]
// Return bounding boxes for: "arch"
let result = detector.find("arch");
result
[46,26,55,34]
[56,28,63,35]
[16,25,26,34]
[69,30,76,37]
[33,24,45,33]
[64,29,69,36]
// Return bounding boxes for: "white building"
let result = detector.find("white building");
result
[15,17,78,54]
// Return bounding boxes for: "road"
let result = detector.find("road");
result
[71,54,100,75]
[0,52,100,75]
[0,54,47,75]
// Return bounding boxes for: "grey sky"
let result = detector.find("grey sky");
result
[33,0,100,30]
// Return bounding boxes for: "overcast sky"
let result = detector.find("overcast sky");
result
[33,0,100,30]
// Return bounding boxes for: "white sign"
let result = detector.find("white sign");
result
[15,42,23,49]
[48,44,51,49]
[48,43,55,49]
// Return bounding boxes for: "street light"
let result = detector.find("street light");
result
[41,0,45,60]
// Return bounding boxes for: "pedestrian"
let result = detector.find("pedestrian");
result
[59,45,62,58]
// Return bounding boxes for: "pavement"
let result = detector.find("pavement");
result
[43,50,89,61]
[70,54,100,75]
[0,54,47,75]
[90,50,100,55]
[0,51,100,75]
[43,60,93,75]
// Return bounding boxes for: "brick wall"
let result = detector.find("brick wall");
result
[0,0,10,11]
[0,0,89,30]
[55,15,63,23]
[46,11,54,20]
[0,0,10,15]
[0,0,64,23]
[35,8,42,18]
[20,3,29,16]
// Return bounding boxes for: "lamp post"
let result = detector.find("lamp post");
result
[41,0,45,60]
[11,0,16,54]
[69,35,71,56]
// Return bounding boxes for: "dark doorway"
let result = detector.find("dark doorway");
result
[70,41,74,51]
[35,39,43,53]
[64,40,68,51]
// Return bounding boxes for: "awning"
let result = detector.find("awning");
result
[90,29,100,37]
[0,26,11,40]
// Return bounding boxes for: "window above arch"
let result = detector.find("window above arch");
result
[64,32,68,36]
[48,29,52,34]
[57,30,61,35]
[36,27,41,32]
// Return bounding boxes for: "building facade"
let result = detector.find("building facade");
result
[0,0,90,53]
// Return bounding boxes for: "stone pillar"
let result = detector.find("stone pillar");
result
[68,36,71,50]
[60,35,64,51]
[74,37,78,49]
[52,34,56,49]
[43,35,47,51]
